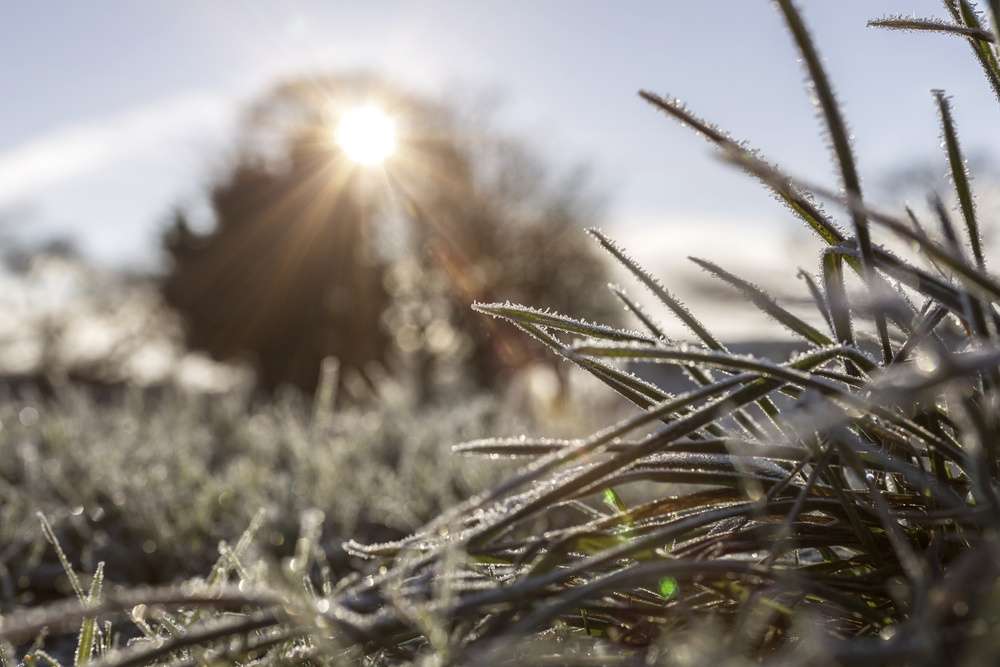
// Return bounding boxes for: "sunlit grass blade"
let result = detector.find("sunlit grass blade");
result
[638,91,847,248]
[512,320,680,415]
[466,398,789,546]
[589,228,783,433]
[933,89,985,270]
[74,561,104,666]
[607,282,773,437]
[775,0,892,364]
[453,435,797,459]
[38,513,87,604]
[608,284,668,341]
[570,341,865,397]
[718,146,1000,304]
[381,371,763,563]
[473,301,656,344]
[587,228,721,348]
[572,340,972,461]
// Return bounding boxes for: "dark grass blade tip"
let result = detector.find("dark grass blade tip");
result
[869,15,996,41]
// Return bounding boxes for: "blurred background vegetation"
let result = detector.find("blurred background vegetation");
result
[1,72,624,408]
[162,73,618,398]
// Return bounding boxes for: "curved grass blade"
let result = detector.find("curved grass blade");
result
[572,340,971,463]
[454,436,801,460]
[571,342,865,397]
[589,228,782,434]
[638,91,847,248]
[587,228,720,347]
[348,371,763,564]
[638,90,910,328]
[608,284,667,341]
[718,146,1000,304]
[473,302,656,344]
[690,256,834,346]
[869,15,996,41]
[468,346,876,546]
[607,283,772,438]
[512,321,702,428]
[798,268,835,335]
[944,0,1000,103]
[775,0,892,364]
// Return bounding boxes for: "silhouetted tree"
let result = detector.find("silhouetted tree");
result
[162,73,617,395]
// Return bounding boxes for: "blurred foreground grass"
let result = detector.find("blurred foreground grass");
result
[0,385,510,604]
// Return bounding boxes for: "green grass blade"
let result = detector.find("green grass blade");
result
[821,250,858,373]
[73,561,105,666]
[990,0,1000,43]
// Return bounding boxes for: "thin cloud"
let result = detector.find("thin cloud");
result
[0,93,229,207]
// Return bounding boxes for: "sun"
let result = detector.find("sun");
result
[334,105,397,166]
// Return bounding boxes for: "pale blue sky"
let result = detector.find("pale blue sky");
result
[1,1,998,268]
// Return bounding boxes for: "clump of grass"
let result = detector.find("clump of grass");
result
[8,0,1000,664]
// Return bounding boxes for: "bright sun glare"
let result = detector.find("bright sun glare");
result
[334,105,397,166]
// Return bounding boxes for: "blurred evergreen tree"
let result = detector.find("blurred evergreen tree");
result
[162,73,618,396]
